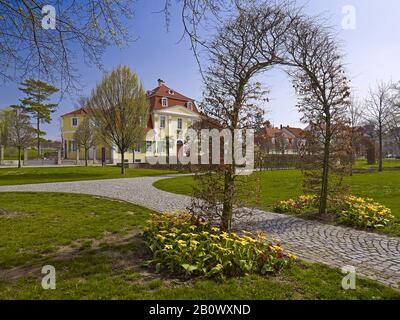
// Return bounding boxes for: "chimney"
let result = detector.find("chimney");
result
[158,79,165,87]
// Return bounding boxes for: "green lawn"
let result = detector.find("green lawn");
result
[0,192,398,299]
[354,158,400,169]
[154,170,400,236]
[0,166,177,186]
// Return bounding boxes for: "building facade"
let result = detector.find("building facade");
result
[60,79,200,164]
[256,124,305,155]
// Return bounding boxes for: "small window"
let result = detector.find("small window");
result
[161,97,168,107]
[146,141,154,153]
[177,118,183,130]
[160,115,165,129]
[134,144,141,153]
[187,101,193,110]
[72,117,78,127]
[157,141,166,153]
[72,140,78,152]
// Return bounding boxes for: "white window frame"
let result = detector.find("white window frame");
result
[160,115,166,129]
[71,117,78,127]
[146,141,154,153]
[157,141,166,154]
[161,97,168,107]
[177,118,183,130]
[187,101,193,110]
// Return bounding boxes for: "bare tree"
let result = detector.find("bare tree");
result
[285,17,352,215]
[387,83,400,155]
[0,0,134,90]
[0,0,241,91]
[87,66,149,175]
[7,106,35,168]
[74,118,96,167]
[193,2,298,231]
[364,81,394,172]
[347,96,363,173]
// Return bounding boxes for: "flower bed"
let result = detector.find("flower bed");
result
[338,196,394,229]
[274,195,317,214]
[143,212,295,278]
[274,195,394,229]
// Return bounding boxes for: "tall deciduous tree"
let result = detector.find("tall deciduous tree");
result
[19,79,59,158]
[285,17,351,215]
[74,118,96,167]
[87,66,149,175]
[7,106,35,168]
[195,3,296,231]
[364,81,394,172]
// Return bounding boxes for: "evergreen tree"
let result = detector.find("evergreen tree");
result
[19,79,59,158]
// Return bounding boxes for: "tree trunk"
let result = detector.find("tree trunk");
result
[0,144,3,165]
[17,146,22,168]
[120,150,125,175]
[85,148,88,167]
[221,166,234,231]
[166,137,170,164]
[378,125,383,172]
[37,117,40,160]
[319,126,331,215]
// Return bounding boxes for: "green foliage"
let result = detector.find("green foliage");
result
[144,212,295,279]
[87,66,149,174]
[19,79,59,124]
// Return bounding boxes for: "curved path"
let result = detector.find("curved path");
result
[0,175,399,288]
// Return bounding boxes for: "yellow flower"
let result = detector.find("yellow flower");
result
[211,227,220,232]
[164,244,173,250]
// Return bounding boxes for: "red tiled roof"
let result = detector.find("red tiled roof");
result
[62,83,198,119]
[285,127,304,138]
[61,107,90,117]
[264,127,281,137]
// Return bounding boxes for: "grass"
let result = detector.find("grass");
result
[0,166,178,186]
[354,158,400,169]
[153,170,400,236]
[0,192,398,299]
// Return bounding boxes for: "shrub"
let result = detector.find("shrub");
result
[143,212,295,279]
[338,196,394,229]
[274,195,317,214]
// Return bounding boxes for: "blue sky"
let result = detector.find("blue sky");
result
[1,0,399,140]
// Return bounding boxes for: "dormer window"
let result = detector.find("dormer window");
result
[186,101,193,110]
[161,97,168,107]
[168,89,174,95]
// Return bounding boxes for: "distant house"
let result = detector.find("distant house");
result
[256,123,305,154]
[60,79,200,164]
